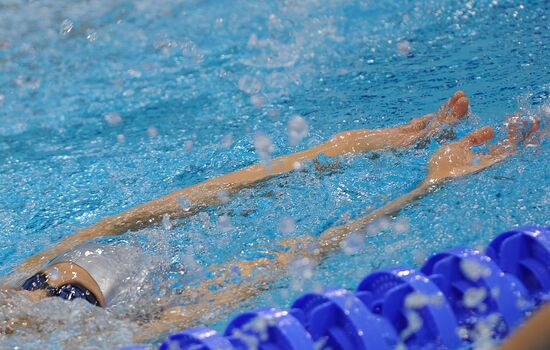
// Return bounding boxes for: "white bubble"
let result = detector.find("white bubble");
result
[401,310,423,340]
[254,132,274,166]
[86,30,97,42]
[177,197,191,211]
[184,140,193,151]
[47,267,60,280]
[104,112,122,125]
[147,126,158,138]
[405,292,430,309]
[0,95,4,104]
[217,190,230,203]
[340,233,365,255]
[463,287,487,308]
[247,33,258,48]
[217,215,233,232]
[162,214,172,230]
[288,257,316,290]
[198,212,211,229]
[460,259,491,281]
[278,216,295,234]
[60,19,73,35]
[393,217,410,233]
[397,40,412,56]
[221,133,233,148]
[128,69,141,78]
[116,134,125,143]
[287,115,309,147]
[250,94,265,107]
[238,75,261,94]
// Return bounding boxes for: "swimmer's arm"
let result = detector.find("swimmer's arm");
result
[132,181,432,340]
[134,121,539,340]
[14,114,442,276]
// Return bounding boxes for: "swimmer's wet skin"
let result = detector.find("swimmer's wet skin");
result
[6,102,542,342]
[135,114,541,339]
[11,91,469,279]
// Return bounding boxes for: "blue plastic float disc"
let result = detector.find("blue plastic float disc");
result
[290,288,397,350]
[486,225,550,303]
[225,307,314,350]
[421,248,530,337]
[159,326,233,350]
[356,268,460,349]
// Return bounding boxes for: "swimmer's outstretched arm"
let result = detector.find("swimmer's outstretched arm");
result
[14,92,469,276]
[136,116,540,340]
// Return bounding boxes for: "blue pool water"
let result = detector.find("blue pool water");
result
[0,0,548,348]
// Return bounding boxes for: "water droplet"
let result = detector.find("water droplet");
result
[128,69,141,78]
[147,126,158,138]
[104,112,122,125]
[116,134,125,143]
[217,215,233,232]
[177,197,191,211]
[393,217,410,233]
[86,30,97,42]
[238,75,261,94]
[463,287,487,308]
[250,94,265,107]
[47,267,60,280]
[254,132,274,167]
[60,19,74,35]
[162,214,172,230]
[397,40,412,56]
[217,190,230,203]
[221,133,233,148]
[405,292,430,309]
[287,115,308,147]
[278,216,295,234]
[198,212,211,228]
[184,140,193,151]
[340,233,365,255]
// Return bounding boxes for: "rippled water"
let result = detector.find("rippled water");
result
[0,0,548,348]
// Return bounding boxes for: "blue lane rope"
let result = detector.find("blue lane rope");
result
[123,225,550,350]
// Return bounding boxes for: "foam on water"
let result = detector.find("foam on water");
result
[0,0,549,348]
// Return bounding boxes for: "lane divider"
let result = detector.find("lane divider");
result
[122,225,550,350]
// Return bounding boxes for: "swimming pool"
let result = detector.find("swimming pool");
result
[0,0,548,348]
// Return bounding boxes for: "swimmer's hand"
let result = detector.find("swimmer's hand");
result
[323,91,470,156]
[397,90,469,134]
[425,116,540,184]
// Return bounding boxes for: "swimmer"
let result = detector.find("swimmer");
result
[5,112,540,342]
[13,91,470,277]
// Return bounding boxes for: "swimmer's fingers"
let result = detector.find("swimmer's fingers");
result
[449,90,466,106]
[490,116,541,159]
[453,126,499,172]
[435,91,469,124]
[456,126,495,149]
